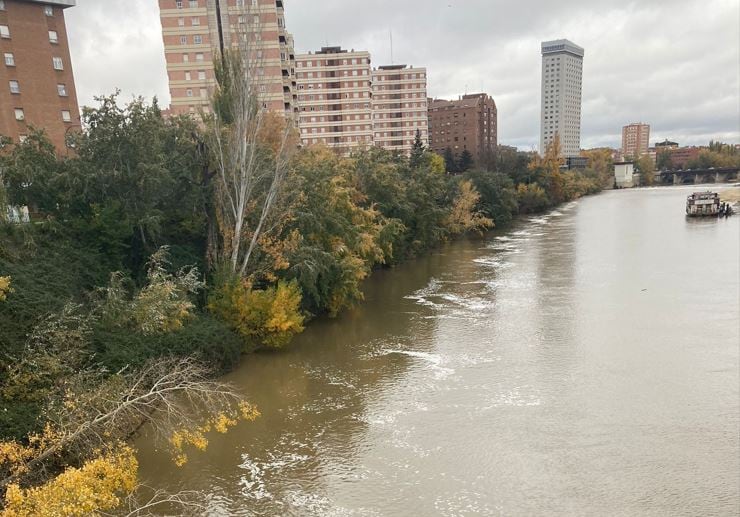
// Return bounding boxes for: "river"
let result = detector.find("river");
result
[136,185,740,516]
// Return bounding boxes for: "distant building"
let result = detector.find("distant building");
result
[428,93,497,167]
[157,0,298,118]
[540,39,584,157]
[371,64,428,155]
[659,146,701,170]
[655,139,679,150]
[0,0,80,150]
[614,161,635,188]
[295,47,373,153]
[622,123,650,158]
[565,156,588,170]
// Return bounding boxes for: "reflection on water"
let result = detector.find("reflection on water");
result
[136,186,740,516]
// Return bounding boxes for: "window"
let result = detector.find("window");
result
[53,57,63,70]
[251,0,258,5]
[185,71,191,81]
[199,88,207,98]
[178,18,185,26]
[9,80,19,94]
[176,0,183,8]
[183,53,189,62]
[4,53,14,66]
[195,53,204,62]
[48,30,58,44]
[235,0,244,6]
[191,17,200,25]
[189,0,197,7]
[18,135,27,143]
[0,25,9,39]
[61,110,71,122]
[44,5,53,16]
[193,35,202,44]
[186,89,193,97]
[0,1,5,10]
[180,36,187,45]
[14,108,24,121]
[198,70,205,80]
[57,84,67,96]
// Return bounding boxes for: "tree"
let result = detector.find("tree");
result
[458,149,474,172]
[464,170,519,226]
[206,45,297,279]
[0,277,11,302]
[635,154,655,186]
[656,150,673,171]
[409,129,425,168]
[445,180,493,234]
[443,147,458,174]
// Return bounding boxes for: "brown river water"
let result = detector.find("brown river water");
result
[136,186,740,516]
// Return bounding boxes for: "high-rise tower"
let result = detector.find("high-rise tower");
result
[0,0,80,151]
[540,39,583,157]
[157,0,297,118]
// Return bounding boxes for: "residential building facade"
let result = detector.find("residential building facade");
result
[295,46,373,152]
[371,64,428,154]
[428,93,497,167]
[540,39,583,157]
[0,0,80,150]
[621,122,650,158]
[157,0,297,118]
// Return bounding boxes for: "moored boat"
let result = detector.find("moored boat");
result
[686,191,720,217]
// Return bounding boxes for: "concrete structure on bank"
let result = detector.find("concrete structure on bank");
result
[295,46,373,152]
[0,0,80,150]
[540,39,583,157]
[614,161,635,188]
[371,64,428,154]
[622,122,650,158]
[157,0,297,118]
[428,93,497,167]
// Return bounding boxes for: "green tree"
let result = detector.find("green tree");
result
[458,149,474,172]
[635,154,655,186]
[443,147,458,174]
[656,150,673,171]
[409,129,425,168]
[464,170,519,226]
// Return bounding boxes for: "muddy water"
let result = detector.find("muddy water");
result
[137,186,740,516]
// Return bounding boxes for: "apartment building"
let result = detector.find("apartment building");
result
[622,122,650,158]
[0,0,80,151]
[540,39,584,157]
[295,46,373,151]
[428,93,498,166]
[157,0,297,118]
[371,64,428,154]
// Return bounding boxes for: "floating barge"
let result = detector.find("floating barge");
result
[686,191,720,216]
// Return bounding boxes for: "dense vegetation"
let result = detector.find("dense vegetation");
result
[0,59,607,513]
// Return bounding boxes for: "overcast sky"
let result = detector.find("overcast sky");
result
[66,0,739,150]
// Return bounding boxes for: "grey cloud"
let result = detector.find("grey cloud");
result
[67,0,739,149]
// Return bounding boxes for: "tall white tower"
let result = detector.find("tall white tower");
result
[540,39,584,157]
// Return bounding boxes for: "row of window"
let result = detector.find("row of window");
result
[13,108,72,122]
[0,1,54,15]
[8,79,68,96]
[298,58,370,68]
[179,34,203,45]
[0,25,58,43]
[4,52,65,70]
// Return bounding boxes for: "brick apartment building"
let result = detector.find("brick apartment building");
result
[371,64,428,154]
[622,122,650,158]
[295,46,373,152]
[0,0,80,151]
[428,93,497,167]
[157,0,297,118]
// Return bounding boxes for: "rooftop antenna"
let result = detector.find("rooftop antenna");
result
[389,28,394,64]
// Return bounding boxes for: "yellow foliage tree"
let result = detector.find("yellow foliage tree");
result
[209,278,305,349]
[2,446,137,517]
[446,180,494,235]
[0,277,12,302]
